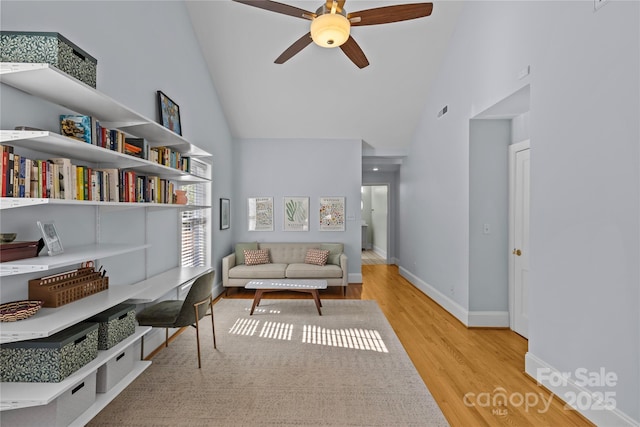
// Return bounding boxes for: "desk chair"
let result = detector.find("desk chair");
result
[137,271,216,368]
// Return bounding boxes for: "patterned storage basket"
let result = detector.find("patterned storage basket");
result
[0,322,99,382]
[87,304,136,350]
[0,31,97,88]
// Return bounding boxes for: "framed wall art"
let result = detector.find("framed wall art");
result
[37,220,64,256]
[220,198,230,230]
[248,197,274,231]
[284,197,309,231]
[319,197,345,231]
[157,90,182,135]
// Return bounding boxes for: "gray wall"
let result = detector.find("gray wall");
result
[231,138,362,282]
[398,1,639,423]
[468,119,510,312]
[0,1,234,290]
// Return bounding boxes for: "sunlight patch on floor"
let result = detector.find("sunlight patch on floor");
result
[302,325,388,353]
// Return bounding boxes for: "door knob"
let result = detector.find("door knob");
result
[512,249,522,256]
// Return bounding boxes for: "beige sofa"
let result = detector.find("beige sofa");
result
[222,242,348,295]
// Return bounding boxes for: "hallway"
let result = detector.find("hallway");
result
[361,250,386,265]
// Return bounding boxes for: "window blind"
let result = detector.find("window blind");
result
[181,160,209,267]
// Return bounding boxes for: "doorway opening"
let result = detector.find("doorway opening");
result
[361,185,388,265]
[468,84,530,333]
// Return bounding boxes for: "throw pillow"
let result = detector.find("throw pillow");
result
[244,249,270,266]
[320,243,343,265]
[235,242,258,264]
[304,249,330,266]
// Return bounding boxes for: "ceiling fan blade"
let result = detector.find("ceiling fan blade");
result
[274,32,313,64]
[232,0,315,20]
[349,3,433,26]
[340,36,369,69]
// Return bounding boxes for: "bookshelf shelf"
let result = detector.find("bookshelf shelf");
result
[0,63,209,157]
[0,197,211,211]
[0,327,151,410]
[0,130,210,183]
[0,243,149,277]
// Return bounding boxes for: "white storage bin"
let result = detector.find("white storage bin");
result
[0,371,96,427]
[96,348,134,393]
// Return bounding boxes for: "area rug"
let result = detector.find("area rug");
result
[88,299,448,426]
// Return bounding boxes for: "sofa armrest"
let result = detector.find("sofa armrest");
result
[339,253,348,286]
[222,253,236,287]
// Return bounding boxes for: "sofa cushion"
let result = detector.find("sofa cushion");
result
[235,242,258,264]
[304,249,329,266]
[229,263,287,279]
[286,263,343,279]
[244,249,270,266]
[320,243,343,265]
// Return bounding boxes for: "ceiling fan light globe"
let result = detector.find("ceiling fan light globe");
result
[310,13,350,48]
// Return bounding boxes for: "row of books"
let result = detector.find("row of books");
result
[59,115,191,173]
[1,145,180,204]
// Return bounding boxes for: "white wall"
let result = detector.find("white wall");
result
[398,1,639,424]
[232,138,362,282]
[0,1,234,290]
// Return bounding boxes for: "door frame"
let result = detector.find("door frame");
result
[361,183,390,263]
[508,139,530,331]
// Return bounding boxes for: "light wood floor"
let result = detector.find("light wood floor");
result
[224,265,593,426]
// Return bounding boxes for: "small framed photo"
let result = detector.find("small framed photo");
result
[157,90,182,135]
[37,221,64,256]
[220,198,230,230]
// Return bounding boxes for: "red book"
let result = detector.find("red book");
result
[1,151,8,197]
[41,160,48,198]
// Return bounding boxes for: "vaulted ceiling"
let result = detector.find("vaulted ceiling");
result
[186,0,463,161]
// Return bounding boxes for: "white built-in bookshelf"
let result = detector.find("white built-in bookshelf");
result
[0,62,213,425]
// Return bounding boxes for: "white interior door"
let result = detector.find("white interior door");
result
[510,142,530,338]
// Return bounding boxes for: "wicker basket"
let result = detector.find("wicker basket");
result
[28,267,109,308]
[0,300,44,322]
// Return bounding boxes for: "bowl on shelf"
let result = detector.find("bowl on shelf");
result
[0,300,44,322]
[0,233,17,243]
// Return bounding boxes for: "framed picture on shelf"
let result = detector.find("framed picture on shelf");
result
[37,220,64,256]
[248,197,274,231]
[284,197,309,231]
[157,90,182,136]
[319,197,346,231]
[220,198,230,230]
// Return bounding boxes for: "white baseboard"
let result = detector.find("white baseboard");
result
[399,266,469,325]
[468,311,509,327]
[398,267,510,328]
[525,352,639,427]
[373,245,387,260]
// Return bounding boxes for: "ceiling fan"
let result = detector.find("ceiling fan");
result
[232,0,434,69]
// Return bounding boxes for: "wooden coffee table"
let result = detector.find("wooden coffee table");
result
[245,279,328,315]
